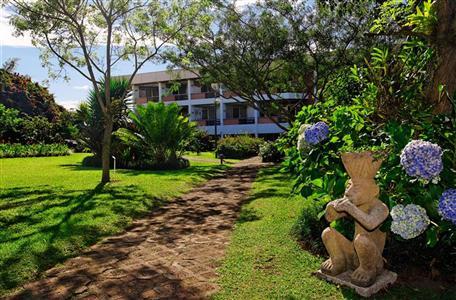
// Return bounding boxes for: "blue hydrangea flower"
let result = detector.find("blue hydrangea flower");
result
[390,204,430,239]
[303,121,329,145]
[438,189,456,225]
[400,140,443,182]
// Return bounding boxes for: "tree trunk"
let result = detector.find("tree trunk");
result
[428,0,456,113]
[101,112,113,184]
[428,46,456,113]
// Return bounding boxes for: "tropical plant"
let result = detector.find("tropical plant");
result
[115,102,196,169]
[372,0,456,113]
[77,78,130,160]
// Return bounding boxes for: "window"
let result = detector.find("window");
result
[139,86,159,101]
[232,107,240,118]
[202,108,208,120]
[202,107,216,120]
[230,105,246,119]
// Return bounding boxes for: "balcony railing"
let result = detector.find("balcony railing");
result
[195,119,221,126]
[162,94,189,101]
[191,91,217,100]
[147,96,159,102]
[224,118,255,125]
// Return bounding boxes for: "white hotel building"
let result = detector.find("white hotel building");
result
[131,69,305,138]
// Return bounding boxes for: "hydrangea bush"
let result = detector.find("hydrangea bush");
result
[390,204,430,239]
[439,189,456,225]
[281,97,456,250]
[400,140,443,183]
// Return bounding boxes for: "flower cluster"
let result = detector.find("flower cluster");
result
[438,189,456,225]
[303,121,329,145]
[400,140,443,182]
[390,204,430,239]
[297,124,311,152]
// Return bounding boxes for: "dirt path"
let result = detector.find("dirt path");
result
[10,158,263,300]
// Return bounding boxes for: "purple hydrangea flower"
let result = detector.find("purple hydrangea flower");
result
[390,204,430,239]
[304,121,329,145]
[438,189,456,225]
[400,140,443,182]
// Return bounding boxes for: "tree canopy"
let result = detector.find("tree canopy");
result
[169,0,381,129]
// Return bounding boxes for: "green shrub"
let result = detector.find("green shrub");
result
[291,200,327,254]
[216,135,263,159]
[186,129,215,153]
[259,141,283,163]
[0,104,22,143]
[0,143,70,158]
[115,102,196,169]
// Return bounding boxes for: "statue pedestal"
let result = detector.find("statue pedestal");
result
[314,269,397,298]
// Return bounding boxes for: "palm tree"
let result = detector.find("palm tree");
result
[76,78,130,160]
[115,102,196,169]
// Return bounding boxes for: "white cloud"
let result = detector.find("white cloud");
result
[58,99,83,110]
[73,85,91,91]
[0,8,33,47]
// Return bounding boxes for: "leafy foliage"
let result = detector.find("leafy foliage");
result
[0,69,64,121]
[76,78,131,158]
[216,136,263,159]
[259,141,284,163]
[170,0,380,127]
[350,40,434,120]
[0,143,70,158]
[115,102,196,169]
[186,129,215,154]
[280,48,456,274]
[0,104,22,143]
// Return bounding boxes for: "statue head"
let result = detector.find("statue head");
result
[341,151,382,206]
[345,179,380,205]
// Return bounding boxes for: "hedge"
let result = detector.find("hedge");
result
[0,143,70,158]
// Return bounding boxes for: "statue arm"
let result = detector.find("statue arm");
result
[345,203,389,231]
[325,199,347,222]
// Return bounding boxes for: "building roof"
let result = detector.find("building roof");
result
[131,69,200,85]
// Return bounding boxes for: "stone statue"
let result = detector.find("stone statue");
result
[319,152,390,288]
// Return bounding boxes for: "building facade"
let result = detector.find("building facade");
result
[131,69,303,138]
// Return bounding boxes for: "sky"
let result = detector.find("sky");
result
[0,7,168,109]
[0,1,258,109]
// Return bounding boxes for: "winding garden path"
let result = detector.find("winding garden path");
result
[10,158,263,300]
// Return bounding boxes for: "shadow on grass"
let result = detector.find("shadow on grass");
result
[0,183,165,294]
[59,163,230,180]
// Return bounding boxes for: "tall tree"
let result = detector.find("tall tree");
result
[6,0,207,183]
[372,0,456,113]
[169,0,379,129]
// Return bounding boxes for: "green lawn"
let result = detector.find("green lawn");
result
[184,151,240,164]
[0,153,228,296]
[215,167,456,300]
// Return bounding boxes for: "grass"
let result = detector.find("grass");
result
[214,167,456,300]
[0,153,229,296]
[184,151,241,164]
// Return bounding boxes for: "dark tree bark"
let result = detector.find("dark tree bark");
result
[101,112,113,183]
[428,0,456,113]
